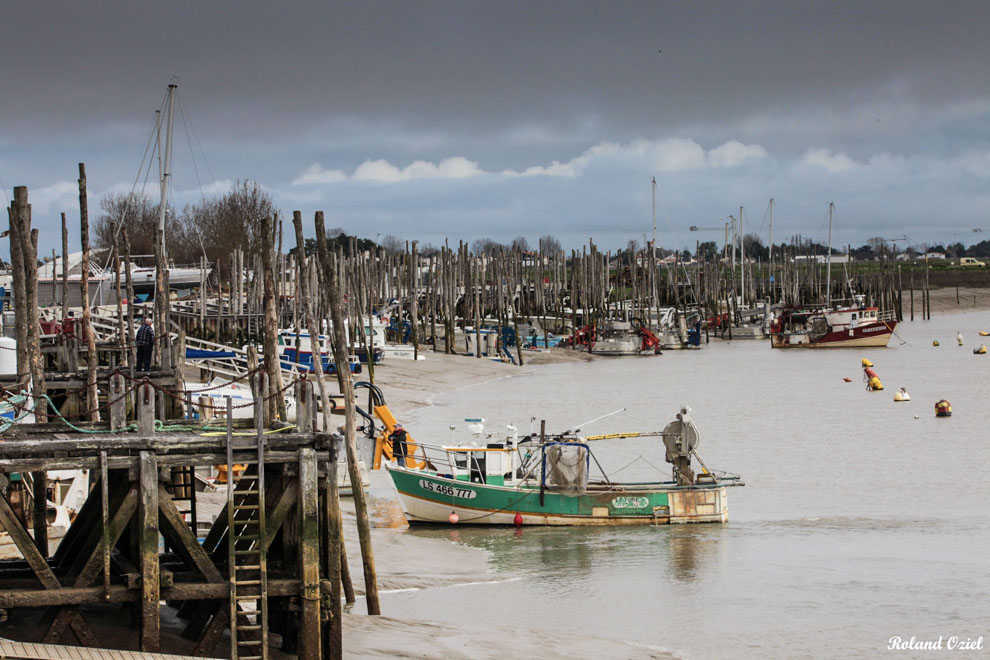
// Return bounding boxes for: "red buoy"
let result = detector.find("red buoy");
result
[843,377,852,382]
[514,512,523,527]
[448,510,459,524]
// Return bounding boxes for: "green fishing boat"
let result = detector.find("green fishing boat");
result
[384,406,743,525]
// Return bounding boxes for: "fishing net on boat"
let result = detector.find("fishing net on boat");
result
[545,444,588,493]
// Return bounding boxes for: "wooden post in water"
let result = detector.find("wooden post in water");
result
[410,241,419,361]
[79,164,100,421]
[910,270,915,322]
[312,211,381,615]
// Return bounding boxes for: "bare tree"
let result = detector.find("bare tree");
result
[95,193,178,258]
[181,180,276,270]
[510,236,530,253]
[472,238,503,256]
[538,234,562,255]
[380,234,405,254]
[419,242,440,257]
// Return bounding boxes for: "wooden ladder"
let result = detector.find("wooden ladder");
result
[225,397,269,660]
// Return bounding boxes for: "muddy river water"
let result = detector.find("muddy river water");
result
[375,310,990,658]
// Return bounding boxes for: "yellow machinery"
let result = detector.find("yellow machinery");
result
[371,404,425,469]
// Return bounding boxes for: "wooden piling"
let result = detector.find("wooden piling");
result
[311,212,380,616]
[138,451,160,652]
[78,164,100,421]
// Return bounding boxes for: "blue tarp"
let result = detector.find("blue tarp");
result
[186,349,238,359]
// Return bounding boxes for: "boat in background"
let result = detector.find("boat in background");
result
[383,406,742,525]
[770,203,897,348]
[770,296,897,348]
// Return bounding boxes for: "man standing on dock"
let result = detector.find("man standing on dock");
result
[136,317,154,371]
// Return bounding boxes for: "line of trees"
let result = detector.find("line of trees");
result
[94,180,275,275]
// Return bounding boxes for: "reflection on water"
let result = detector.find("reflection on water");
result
[388,310,990,658]
[667,526,724,582]
[409,522,726,585]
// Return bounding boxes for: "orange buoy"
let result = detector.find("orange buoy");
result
[843,377,852,382]
[514,512,523,527]
[448,510,459,524]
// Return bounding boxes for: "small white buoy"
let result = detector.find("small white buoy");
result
[957,332,964,346]
[914,415,920,419]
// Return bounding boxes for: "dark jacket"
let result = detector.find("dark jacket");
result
[389,428,408,457]
[136,324,154,347]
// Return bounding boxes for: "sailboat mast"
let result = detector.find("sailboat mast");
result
[158,83,177,242]
[154,81,177,366]
[769,198,774,300]
[651,176,657,248]
[739,206,745,309]
[651,177,657,315]
[826,201,834,304]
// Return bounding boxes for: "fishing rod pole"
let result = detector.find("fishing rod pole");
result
[560,407,626,435]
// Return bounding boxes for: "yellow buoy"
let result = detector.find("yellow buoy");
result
[933,340,940,346]
[980,331,990,337]
[894,387,910,402]
[975,345,987,354]
[869,376,883,391]
[861,358,874,368]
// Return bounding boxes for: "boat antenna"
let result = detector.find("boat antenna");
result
[561,407,626,435]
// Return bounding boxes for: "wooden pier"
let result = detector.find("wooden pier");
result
[0,376,348,659]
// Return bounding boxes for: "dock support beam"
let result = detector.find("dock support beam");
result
[298,448,321,659]
[139,451,160,652]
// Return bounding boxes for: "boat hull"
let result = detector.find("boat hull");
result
[388,467,729,525]
[770,321,897,348]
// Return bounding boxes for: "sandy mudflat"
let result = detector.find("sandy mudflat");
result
[911,286,990,315]
[357,346,592,415]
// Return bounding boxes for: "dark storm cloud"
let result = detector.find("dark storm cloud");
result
[3,1,990,255]
[5,1,989,151]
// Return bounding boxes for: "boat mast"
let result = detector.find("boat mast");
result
[825,201,834,305]
[154,82,177,364]
[651,177,658,317]
[651,176,657,249]
[739,206,745,310]
[158,82,177,256]
[768,197,774,281]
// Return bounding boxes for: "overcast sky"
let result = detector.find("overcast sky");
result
[3,0,990,257]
